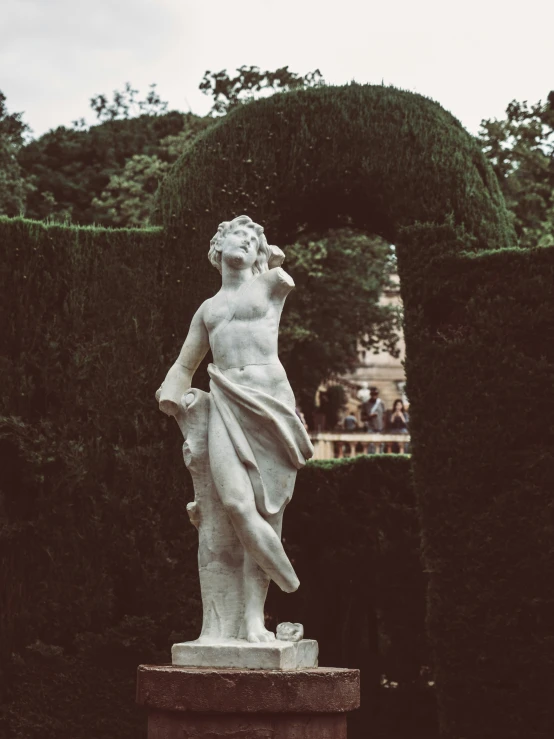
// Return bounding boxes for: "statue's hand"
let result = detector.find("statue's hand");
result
[186,501,200,529]
[159,397,182,416]
[156,384,185,417]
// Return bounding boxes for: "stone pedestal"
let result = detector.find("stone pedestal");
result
[136,665,360,738]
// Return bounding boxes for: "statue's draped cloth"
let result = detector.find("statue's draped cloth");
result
[207,363,314,517]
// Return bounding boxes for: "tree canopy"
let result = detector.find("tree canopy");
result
[199,65,324,116]
[479,91,554,248]
[0,92,33,217]
[17,110,208,224]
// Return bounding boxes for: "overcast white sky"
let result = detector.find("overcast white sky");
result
[1,0,552,139]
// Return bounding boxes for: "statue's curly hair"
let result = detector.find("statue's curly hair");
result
[208,215,284,274]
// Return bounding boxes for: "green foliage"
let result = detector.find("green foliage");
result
[157,83,514,253]
[479,91,554,247]
[270,455,434,738]
[199,65,324,115]
[0,91,34,217]
[18,111,209,225]
[280,229,400,405]
[91,153,170,227]
[0,216,199,735]
[398,243,554,738]
[89,82,168,123]
[90,124,211,227]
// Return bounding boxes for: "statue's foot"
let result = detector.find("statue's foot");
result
[243,616,276,643]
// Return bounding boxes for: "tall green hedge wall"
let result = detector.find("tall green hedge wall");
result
[398,244,554,739]
[0,217,431,738]
[0,217,197,736]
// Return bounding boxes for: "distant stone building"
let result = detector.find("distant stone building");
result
[314,275,407,431]
[344,273,406,416]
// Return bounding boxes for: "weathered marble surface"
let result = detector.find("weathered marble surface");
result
[157,216,315,665]
[172,638,318,670]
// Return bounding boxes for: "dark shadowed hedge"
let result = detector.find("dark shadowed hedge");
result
[0,216,199,737]
[0,216,430,738]
[398,244,554,739]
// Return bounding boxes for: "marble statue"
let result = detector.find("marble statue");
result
[156,215,317,669]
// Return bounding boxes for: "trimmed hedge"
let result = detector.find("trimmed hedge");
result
[0,217,199,621]
[398,244,554,739]
[269,456,434,739]
[153,83,515,358]
[0,217,200,735]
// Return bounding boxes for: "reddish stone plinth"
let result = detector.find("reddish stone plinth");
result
[137,665,360,738]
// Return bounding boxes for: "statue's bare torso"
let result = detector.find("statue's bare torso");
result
[200,269,295,408]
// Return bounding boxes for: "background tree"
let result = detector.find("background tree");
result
[280,229,400,417]
[91,124,209,226]
[89,82,168,122]
[18,109,209,225]
[479,91,554,247]
[91,153,169,227]
[0,91,34,216]
[199,65,324,115]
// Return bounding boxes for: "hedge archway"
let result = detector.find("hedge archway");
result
[157,83,514,305]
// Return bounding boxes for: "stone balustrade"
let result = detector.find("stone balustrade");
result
[309,431,411,460]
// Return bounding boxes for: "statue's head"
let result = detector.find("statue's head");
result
[208,215,284,275]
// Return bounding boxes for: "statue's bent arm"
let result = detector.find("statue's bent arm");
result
[158,302,210,416]
[262,267,295,301]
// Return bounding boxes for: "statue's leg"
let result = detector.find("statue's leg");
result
[208,410,299,594]
[240,511,284,643]
[196,476,245,642]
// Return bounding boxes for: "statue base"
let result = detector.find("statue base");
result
[136,665,360,739]
[171,638,318,670]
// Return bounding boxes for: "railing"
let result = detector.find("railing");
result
[309,431,411,460]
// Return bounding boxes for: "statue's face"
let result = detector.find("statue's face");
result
[219,225,259,271]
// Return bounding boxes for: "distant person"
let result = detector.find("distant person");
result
[364,387,385,433]
[343,412,357,432]
[389,399,409,433]
[363,387,385,452]
[389,398,409,453]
